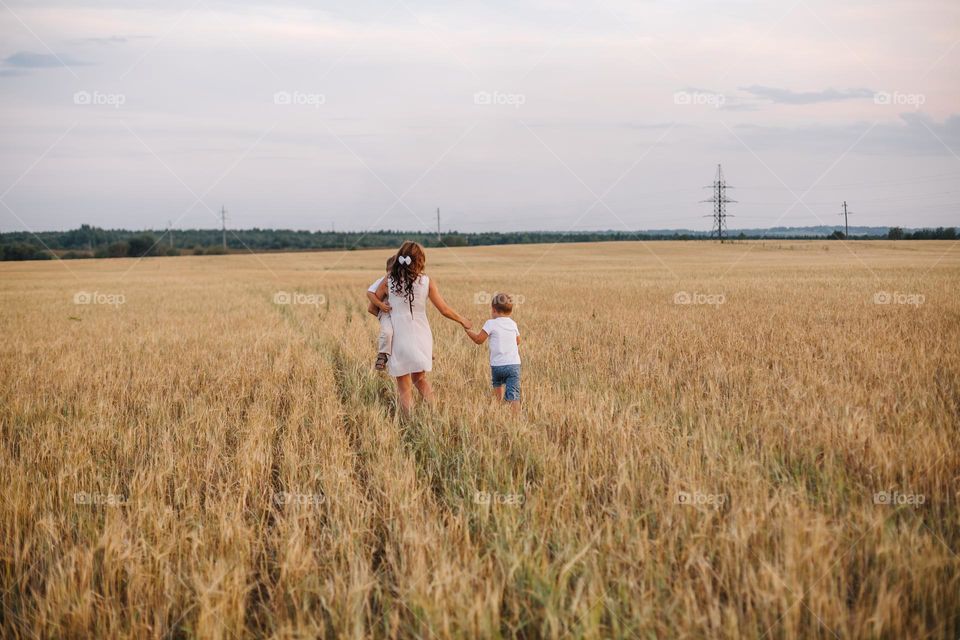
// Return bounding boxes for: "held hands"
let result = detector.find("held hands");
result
[379,301,392,313]
[462,320,484,345]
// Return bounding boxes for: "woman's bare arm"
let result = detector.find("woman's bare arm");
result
[428,278,471,329]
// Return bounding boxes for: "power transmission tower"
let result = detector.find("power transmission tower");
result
[701,164,736,242]
[220,205,228,250]
[436,207,441,244]
[839,201,853,237]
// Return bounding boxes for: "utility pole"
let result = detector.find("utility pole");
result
[701,164,736,242]
[839,201,852,237]
[220,205,227,250]
[436,207,441,244]
[167,220,173,249]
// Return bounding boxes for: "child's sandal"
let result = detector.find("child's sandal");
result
[375,353,388,370]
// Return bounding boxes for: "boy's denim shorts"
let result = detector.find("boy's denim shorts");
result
[490,364,521,401]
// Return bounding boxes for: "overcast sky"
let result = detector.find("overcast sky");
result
[1,0,958,233]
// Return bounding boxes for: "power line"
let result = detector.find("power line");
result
[220,205,227,250]
[736,189,960,206]
[701,164,736,242]
[839,201,853,237]
[737,170,960,191]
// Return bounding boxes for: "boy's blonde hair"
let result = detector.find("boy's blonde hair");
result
[492,292,513,314]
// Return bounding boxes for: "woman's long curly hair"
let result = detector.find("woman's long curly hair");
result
[389,241,426,314]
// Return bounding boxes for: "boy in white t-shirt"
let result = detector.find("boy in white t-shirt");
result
[465,292,521,410]
[365,255,396,370]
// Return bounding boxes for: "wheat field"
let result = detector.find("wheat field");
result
[1,240,958,639]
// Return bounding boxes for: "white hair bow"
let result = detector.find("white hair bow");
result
[397,255,412,265]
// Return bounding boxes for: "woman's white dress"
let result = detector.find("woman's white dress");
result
[387,274,433,377]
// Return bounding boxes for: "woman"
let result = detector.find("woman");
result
[372,241,472,415]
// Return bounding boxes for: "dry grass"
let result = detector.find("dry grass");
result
[1,240,958,639]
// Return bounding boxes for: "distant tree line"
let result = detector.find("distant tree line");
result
[886,227,957,240]
[0,224,955,261]
[0,226,699,261]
